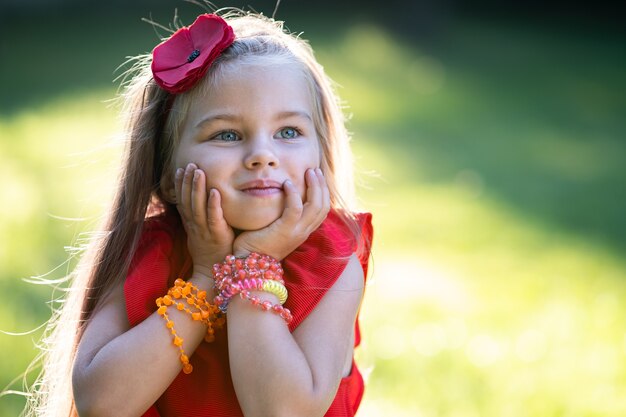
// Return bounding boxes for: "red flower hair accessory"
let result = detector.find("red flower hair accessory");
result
[151,14,235,94]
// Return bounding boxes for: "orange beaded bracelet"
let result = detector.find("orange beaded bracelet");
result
[156,278,224,374]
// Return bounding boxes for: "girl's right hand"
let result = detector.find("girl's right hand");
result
[175,163,234,277]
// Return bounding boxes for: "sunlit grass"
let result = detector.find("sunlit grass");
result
[2,16,626,417]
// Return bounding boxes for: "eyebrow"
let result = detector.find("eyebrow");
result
[194,110,312,130]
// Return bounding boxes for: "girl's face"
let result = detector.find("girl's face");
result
[172,61,321,230]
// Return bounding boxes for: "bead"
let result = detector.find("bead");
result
[156,278,225,375]
[210,253,290,322]
[182,285,191,296]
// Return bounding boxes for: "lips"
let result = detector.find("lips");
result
[239,179,283,196]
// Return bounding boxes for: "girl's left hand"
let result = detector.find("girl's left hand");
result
[233,168,330,260]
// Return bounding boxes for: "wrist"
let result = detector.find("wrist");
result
[232,247,252,258]
[191,265,215,291]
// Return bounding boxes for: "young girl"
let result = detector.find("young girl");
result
[29,9,372,417]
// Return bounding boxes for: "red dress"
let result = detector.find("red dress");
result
[124,210,373,417]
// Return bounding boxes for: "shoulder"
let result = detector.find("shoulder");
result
[332,253,365,294]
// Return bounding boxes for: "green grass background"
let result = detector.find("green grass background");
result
[1,5,625,416]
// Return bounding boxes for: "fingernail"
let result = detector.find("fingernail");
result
[193,170,199,181]
[176,168,183,177]
[316,168,323,176]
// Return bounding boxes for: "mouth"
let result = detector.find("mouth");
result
[239,179,284,197]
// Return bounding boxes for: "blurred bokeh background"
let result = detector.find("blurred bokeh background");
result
[1,0,625,415]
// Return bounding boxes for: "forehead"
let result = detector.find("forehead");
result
[186,58,314,122]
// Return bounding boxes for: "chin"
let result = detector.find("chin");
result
[224,207,282,231]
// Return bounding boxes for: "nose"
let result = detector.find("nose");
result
[243,136,279,169]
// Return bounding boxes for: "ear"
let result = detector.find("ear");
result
[160,171,177,204]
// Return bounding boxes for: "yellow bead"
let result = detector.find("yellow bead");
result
[162,295,173,306]
[180,354,189,364]
[192,312,202,321]
[166,321,174,329]
[182,363,193,374]
[173,336,183,346]
[177,303,185,311]
[157,306,167,315]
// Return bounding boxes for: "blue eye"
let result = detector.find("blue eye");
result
[277,127,300,140]
[214,130,239,142]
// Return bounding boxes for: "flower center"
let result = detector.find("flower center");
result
[187,49,201,63]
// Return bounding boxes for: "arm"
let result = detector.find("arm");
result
[227,254,364,417]
[72,272,214,417]
[73,164,232,417]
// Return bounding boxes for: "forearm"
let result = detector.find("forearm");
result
[73,273,215,417]
[226,293,339,417]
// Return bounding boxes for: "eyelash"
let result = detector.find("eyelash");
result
[276,127,303,140]
[210,130,239,142]
[209,127,304,142]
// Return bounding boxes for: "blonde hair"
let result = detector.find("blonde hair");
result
[22,10,361,417]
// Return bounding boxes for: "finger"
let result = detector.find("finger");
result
[301,168,323,224]
[191,169,207,228]
[179,163,197,220]
[306,168,330,233]
[318,168,330,212]
[174,167,184,207]
[314,168,330,225]
[278,179,303,225]
[207,188,227,230]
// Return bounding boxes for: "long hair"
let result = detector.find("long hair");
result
[23,10,363,417]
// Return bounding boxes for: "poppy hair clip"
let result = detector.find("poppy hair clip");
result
[151,14,235,94]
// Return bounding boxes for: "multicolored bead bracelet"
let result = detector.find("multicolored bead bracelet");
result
[213,252,293,323]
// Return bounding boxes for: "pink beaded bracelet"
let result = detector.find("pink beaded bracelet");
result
[212,252,292,323]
